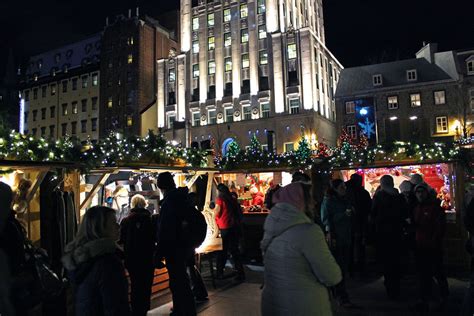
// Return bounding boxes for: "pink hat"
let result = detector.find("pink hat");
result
[272,182,305,212]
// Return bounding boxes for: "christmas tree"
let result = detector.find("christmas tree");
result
[296,136,312,162]
[226,139,241,158]
[248,134,262,154]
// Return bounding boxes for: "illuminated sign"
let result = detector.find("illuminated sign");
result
[19,97,25,134]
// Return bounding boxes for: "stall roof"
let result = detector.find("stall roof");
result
[0,160,80,170]
[87,164,219,175]
[328,159,458,171]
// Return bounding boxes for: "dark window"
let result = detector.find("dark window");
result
[42,86,47,97]
[32,110,37,121]
[81,99,87,112]
[71,122,77,135]
[91,118,97,132]
[91,97,98,110]
[50,106,55,118]
[61,123,67,136]
[81,120,87,133]
[25,90,30,101]
[41,108,46,120]
[207,86,216,99]
[49,125,55,137]
[168,92,176,105]
[62,81,68,93]
[33,88,38,100]
[32,128,37,136]
[241,80,250,94]
[72,78,78,90]
[224,83,232,97]
[288,70,298,86]
[259,76,269,90]
[41,127,46,137]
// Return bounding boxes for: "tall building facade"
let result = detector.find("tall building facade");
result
[335,43,474,143]
[0,49,19,130]
[20,34,101,141]
[99,12,179,137]
[151,0,343,152]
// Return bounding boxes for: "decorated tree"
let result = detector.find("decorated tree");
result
[248,134,262,155]
[226,140,241,158]
[295,136,312,162]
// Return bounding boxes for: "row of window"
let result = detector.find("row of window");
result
[29,118,98,138]
[106,93,134,108]
[28,97,98,123]
[107,54,133,69]
[372,70,417,87]
[24,73,99,101]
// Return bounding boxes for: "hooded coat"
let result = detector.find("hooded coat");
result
[62,238,130,316]
[261,184,341,316]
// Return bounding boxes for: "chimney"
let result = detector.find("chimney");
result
[136,7,139,17]
[128,9,131,18]
[416,42,438,64]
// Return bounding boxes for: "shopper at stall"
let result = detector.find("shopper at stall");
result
[371,175,407,299]
[321,179,354,307]
[62,206,130,316]
[261,182,341,315]
[119,194,154,316]
[413,182,449,311]
[213,183,245,281]
[400,180,417,251]
[345,173,371,277]
[156,172,196,316]
[264,182,281,210]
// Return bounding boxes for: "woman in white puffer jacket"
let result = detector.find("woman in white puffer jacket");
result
[261,182,342,316]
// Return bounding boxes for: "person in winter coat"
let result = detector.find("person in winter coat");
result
[213,183,245,281]
[62,206,130,316]
[156,172,196,316]
[413,182,448,309]
[119,194,154,316]
[261,182,342,316]
[345,173,372,276]
[371,175,408,299]
[321,179,354,307]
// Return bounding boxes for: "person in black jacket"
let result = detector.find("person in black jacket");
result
[156,172,196,316]
[62,206,130,316]
[119,194,155,316]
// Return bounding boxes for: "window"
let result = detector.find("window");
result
[261,102,270,118]
[81,99,87,112]
[410,93,421,107]
[240,4,248,18]
[407,69,417,81]
[50,106,55,118]
[225,108,233,122]
[193,41,200,53]
[193,64,199,78]
[51,84,56,96]
[257,0,266,14]
[192,112,201,127]
[49,125,55,137]
[345,101,355,114]
[284,143,295,152]
[32,128,37,136]
[436,116,448,133]
[62,103,68,115]
[289,98,300,114]
[91,118,97,132]
[91,97,98,110]
[223,8,231,22]
[24,90,30,101]
[42,86,47,97]
[33,88,38,99]
[92,73,98,86]
[373,74,383,86]
[434,90,446,105]
[207,13,215,26]
[169,68,176,82]
[224,33,232,47]
[61,123,67,137]
[41,127,46,137]
[243,105,251,120]
[71,122,77,135]
[127,37,134,45]
[225,57,232,72]
[470,89,474,113]
[107,97,113,108]
[467,61,474,74]
[208,61,216,75]
[62,81,68,92]
[127,92,133,105]
[32,109,38,121]
[208,37,215,50]
[72,78,78,90]
[127,72,132,83]
[347,125,357,138]
[41,108,46,120]
[127,54,133,64]
[287,43,297,59]
[72,102,78,114]
[242,54,249,69]
[192,17,199,30]
[387,96,398,110]
[82,75,88,88]
[258,26,266,39]
[208,110,217,124]
[81,120,87,133]
[167,113,176,128]
[241,29,249,43]
[127,115,133,127]
[259,51,268,65]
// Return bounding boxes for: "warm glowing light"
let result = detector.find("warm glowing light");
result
[389,116,398,121]
[409,116,418,120]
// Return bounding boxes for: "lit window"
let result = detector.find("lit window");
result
[387,96,398,110]
[167,113,176,128]
[407,69,417,81]
[467,61,474,74]
[127,37,134,45]
[241,29,249,43]
[373,74,383,86]
[193,64,199,78]
[208,13,215,26]
[127,115,133,126]
[257,0,266,14]
[225,57,232,72]
[436,116,448,133]
[62,103,68,116]
[223,8,231,22]
[224,33,231,47]
[107,97,113,108]
[82,75,88,88]
[258,26,266,39]
[347,125,357,138]
[81,120,87,133]
[410,93,421,107]
[72,102,78,114]
[208,61,216,75]
[289,98,300,114]
[208,37,215,50]
[225,108,233,122]
[51,84,56,96]
[208,109,217,124]
[345,101,355,114]
[92,73,98,86]
[287,43,297,59]
[169,68,176,82]
[434,90,446,105]
[259,51,268,65]
[284,143,294,152]
[243,105,251,120]
[192,112,201,127]
[71,122,77,135]
[192,17,199,30]
[261,103,270,118]
[193,41,200,53]
[240,4,248,18]
[127,54,133,64]
[242,54,249,69]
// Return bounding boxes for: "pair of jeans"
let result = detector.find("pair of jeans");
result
[217,226,244,277]
[165,248,196,316]
[128,266,154,316]
[415,247,449,301]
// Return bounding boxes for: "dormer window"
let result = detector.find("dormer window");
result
[467,60,474,75]
[407,69,417,81]
[372,74,383,86]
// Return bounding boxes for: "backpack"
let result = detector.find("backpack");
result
[181,204,208,249]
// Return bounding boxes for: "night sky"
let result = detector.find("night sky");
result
[1,0,474,71]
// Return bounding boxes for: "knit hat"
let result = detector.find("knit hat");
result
[272,182,305,212]
[399,180,413,193]
[414,182,429,192]
[410,174,424,185]
[157,172,176,190]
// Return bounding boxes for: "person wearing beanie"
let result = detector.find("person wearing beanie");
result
[261,182,341,315]
[399,180,417,254]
